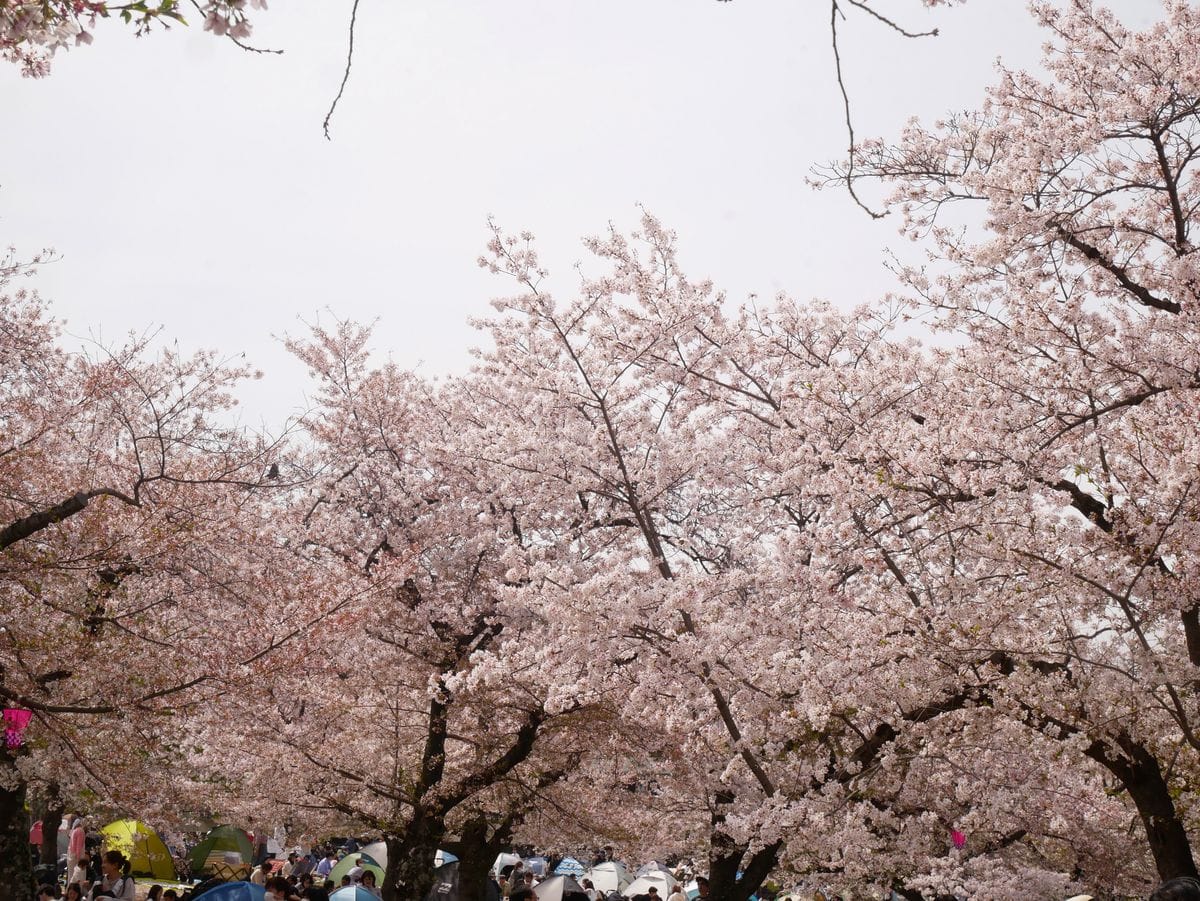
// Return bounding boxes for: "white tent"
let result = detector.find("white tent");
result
[533,875,588,901]
[634,863,670,878]
[361,842,387,867]
[494,852,522,874]
[623,869,675,897]
[585,862,631,894]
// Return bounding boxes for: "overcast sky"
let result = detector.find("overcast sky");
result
[1,0,1161,425]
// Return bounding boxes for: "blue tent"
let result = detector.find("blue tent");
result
[525,857,549,876]
[554,858,586,877]
[331,888,380,901]
[196,882,267,901]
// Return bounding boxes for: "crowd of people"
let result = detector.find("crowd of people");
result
[491,867,696,901]
[34,848,377,901]
[28,819,1200,900]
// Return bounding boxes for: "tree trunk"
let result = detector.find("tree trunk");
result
[706,791,778,901]
[40,801,63,868]
[1088,734,1197,881]
[0,747,33,901]
[381,816,445,901]
[444,815,510,901]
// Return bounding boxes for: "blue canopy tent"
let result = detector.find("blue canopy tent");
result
[195,882,267,901]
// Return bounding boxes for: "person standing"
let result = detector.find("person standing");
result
[68,817,87,878]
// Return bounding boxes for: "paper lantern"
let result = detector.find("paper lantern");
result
[3,708,33,748]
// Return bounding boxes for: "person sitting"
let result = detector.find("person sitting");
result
[265,876,295,901]
[69,854,91,894]
[315,852,337,880]
[94,850,136,901]
[251,859,273,886]
[340,876,352,888]
[360,871,381,898]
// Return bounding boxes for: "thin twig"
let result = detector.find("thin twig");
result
[186,1,283,55]
[324,0,363,141]
[230,35,283,55]
[831,0,886,219]
[845,0,938,38]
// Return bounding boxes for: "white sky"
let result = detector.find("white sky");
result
[1,0,1160,425]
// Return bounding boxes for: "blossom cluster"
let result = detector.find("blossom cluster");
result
[0,0,266,76]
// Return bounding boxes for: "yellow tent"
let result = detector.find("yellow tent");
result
[100,819,177,882]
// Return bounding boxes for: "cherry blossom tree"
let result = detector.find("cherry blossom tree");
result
[467,197,1192,898]
[817,0,1200,887]
[465,219,988,900]
[0,255,340,901]
[188,322,611,901]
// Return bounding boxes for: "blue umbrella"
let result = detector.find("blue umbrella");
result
[331,887,381,901]
[554,858,586,877]
[197,882,267,901]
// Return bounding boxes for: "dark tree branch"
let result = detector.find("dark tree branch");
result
[0,488,139,551]
[323,0,362,140]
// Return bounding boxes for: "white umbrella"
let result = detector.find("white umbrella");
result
[585,862,631,894]
[623,870,674,898]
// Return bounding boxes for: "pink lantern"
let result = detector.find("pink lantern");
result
[951,829,967,849]
[3,708,33,749]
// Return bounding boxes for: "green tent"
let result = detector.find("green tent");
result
[329,852,384,886]
[100,819,177,882]
[189,825,255,876]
